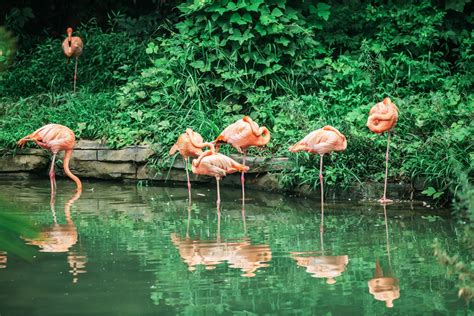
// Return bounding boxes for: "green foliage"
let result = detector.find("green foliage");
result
[0,91,115,147]
[0,27,17,72]
[0,20,149,97]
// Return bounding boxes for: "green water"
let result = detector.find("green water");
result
[0,179,469,315]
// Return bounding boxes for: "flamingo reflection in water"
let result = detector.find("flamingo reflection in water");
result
[291,198,349,284]
[23,190,87,283]
[0,251,6,269]
[368,204,400,308]
[291,228,349,285]
[171,203,271,277]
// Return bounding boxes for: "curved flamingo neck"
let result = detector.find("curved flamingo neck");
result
[259,127,271,144]
[186,130,215,152]
[193,150,214,167]
[63,150,82,190]
[243,116,262,136]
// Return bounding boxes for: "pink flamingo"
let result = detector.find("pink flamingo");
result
[215,116,270,201]
[367,98,399,204]
[289,126,347,230]
[192,150,249,208]
[169,129,215,201]
[17,124,82,192]
[62,27,83,93]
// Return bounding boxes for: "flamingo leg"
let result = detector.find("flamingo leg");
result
[217,208,221,242]
[186,202,191,239]
[49,153,57,193]
[73,56,78,93]
[319,154,324,233]
[241,152,246,202]
[242,194,247,235]
[185,157,192,203]
[216,177,221,210]
[50,190,57,224]
[379,131,393,204]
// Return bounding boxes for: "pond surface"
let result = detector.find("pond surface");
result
[0,179,469,315]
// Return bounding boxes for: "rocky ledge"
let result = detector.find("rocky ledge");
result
[0,140,417,201]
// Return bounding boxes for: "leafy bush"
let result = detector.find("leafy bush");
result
[0,27,16,72]
[0,20,149,97]
[0,90,115,147]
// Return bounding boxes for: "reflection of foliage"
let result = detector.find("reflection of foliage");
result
[434,234,473,302]
[434,171,473,302]
[0,27,16,72]
[0,212,38,260]
[69,185,467,314]
[0,181,469,313]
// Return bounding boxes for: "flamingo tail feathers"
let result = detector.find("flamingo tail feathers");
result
[17,133,39,148]
[169,144,179,155]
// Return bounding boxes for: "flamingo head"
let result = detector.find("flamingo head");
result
[383,97,392,106]
[257,127,271,146]
[66,27,73,44]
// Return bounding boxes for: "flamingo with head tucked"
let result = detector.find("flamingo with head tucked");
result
[169,129,215,201]
[367,97,399,204]
[289,126,347,230]
[17,124,82,192]
[215,116,270,201]
[62,27,83,93]
[192,151,249,208]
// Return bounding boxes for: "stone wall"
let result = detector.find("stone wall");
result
[0,140,416,200]
[0,139,288,183]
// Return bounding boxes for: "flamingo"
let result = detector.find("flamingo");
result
[62,27,83,93]
[17,124,82,192]
[367,97,399,204]
[289,126,347,230]
[191,150,249,208]
[169,128,215,201]
[215,116,270,201]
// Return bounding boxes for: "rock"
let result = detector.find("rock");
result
[251,173,280,191]
[98,148,137,162]
[228,155,289,173]
[17,148,49,157]
[134,147,154,162]
[136,165,209,183]
[98,146,154,162]
[71,150,97,161]
[75,140,108,149]
[0,155,48,172]
[70,161,136,179]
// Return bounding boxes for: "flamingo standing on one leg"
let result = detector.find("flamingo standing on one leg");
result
[289,126,347,231]
[192,150,249,209]
[17,124,82,192]
[367,98,399,204]
[214,116,270,201]
[169,129,215,202]
[62,27,83,93]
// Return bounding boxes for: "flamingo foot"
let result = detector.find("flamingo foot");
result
[378,197,393,204]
